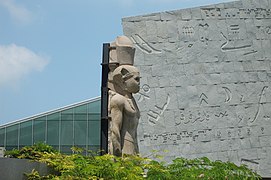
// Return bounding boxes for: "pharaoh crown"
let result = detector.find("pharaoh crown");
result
[109,36,135,65]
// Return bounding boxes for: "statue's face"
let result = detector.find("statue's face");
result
[124,72,140,93]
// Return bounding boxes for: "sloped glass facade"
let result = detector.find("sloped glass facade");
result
[0,98,101,154]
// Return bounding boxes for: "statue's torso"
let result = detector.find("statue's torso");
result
[109,92,140,155]
[121,97,140,140]
[121,97,140,154]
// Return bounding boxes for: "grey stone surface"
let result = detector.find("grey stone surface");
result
[122,0,271,177]
[0,147,5,157]
[0,158,53,180]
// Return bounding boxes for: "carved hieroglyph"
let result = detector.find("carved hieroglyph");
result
[108,36,140,156]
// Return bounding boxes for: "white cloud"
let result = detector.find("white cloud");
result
[0,0,32,24]
[0,44,49,87]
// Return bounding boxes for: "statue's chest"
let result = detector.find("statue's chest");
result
[123,99,140,118]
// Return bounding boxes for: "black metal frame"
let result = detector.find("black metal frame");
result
[100,43,110,155]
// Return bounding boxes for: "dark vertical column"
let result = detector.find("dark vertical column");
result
[100,43,110,155]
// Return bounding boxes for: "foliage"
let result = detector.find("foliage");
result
[4,142,57,159]
[5,144,261,180]
[36,152,149,179]
[167,157,261,180]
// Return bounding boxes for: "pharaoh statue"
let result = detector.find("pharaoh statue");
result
[108,36,140,156]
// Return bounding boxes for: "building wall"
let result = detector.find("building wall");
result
[0,98,101,155]
[122,0,271,177]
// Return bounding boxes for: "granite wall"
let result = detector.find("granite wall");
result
[122,0,271,177]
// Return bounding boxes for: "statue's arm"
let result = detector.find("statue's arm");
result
[110,97,124,156]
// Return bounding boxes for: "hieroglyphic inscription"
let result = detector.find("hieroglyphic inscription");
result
[239,8,271,18]
[148,95,170,125]
[222,87,232,103]
[201,8,271,19]
[221,32,252,51]
[263,115,271,121]
[172,85,270,126]
[240,95,245,103]
[199,93,208,105]
[238,115,244,124]
[243,50,258,56]
[220,32,258,55]
[140,126,267,145]
[131,34,162,54]
[215,111,228,118]
[201,8,222,18]
[229,24,240,34]
[199,23,209,45]
[182,26,195,37]
[138,84,151,102]
[266,26,271,34]
[250,86,268,124]
[175,109,210,126]
[257,25,271,37]
[199,23,209,28]
[237,86,269,105]
[241,159,260,171]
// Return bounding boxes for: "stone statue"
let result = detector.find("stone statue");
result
[108,36,140,156]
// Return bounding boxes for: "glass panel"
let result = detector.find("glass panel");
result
[0,128,5,146]
[88,114,100,121]
[88,100,101,113]
[74,104,87,113]
[47,113,60,121]
[33,120,46,144]
[6,124,19,148]
[87,145,100,154]
[35,117,46,121]
[61,114,73,121]
[75,145,88,156]
[88,121,100,145]
[47,121,59,145]
[19,121,32,146]
[60,145,73,154]
[74,114,87,121]
[74,121,87,146]
[60,121,73,145]
[51,145,59,151]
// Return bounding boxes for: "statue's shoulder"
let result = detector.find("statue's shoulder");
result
[109,91,126,107]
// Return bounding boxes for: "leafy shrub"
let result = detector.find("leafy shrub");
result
[5,142,57,159]
[167,157,260,180]
[5,144,261,180]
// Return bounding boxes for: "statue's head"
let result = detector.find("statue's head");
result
[112,65,140,94]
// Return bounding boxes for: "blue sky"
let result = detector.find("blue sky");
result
[0,0,231,124]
